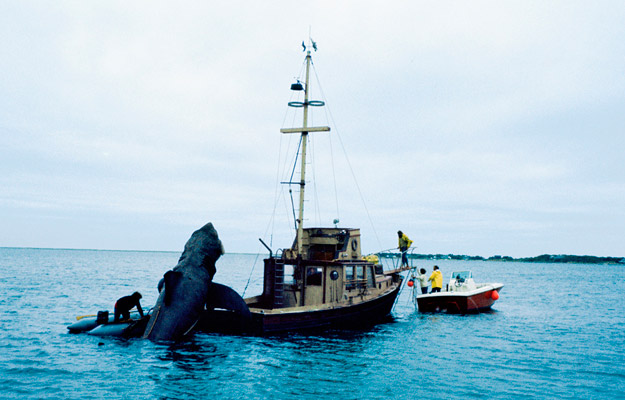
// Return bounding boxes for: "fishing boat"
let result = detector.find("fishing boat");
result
[66,44,409,338]
[415,271,503,313]
[202,44,410,334]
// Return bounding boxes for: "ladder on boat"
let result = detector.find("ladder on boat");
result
[273,259,285,308]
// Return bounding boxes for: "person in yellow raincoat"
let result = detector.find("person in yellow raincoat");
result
[428,265,443,293]
[397,230,413,267]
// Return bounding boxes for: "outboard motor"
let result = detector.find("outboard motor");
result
[96,310,109,325]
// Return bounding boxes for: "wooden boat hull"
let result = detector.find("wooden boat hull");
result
[201,282,402,334]
[417,284,503,313]
[254,284,401,333]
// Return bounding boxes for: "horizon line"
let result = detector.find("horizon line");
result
[1,246,622,260]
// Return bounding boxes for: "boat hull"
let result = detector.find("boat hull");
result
[417,284,503,313]
[201,282,402,334]
[251,283,401,333]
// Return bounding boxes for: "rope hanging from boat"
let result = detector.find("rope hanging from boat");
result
[307,60,339,226]
[287,137,303,231]
[245,57,309,297]
[392,265,418,313]
[241,251,261,297]
[311,64,383,250]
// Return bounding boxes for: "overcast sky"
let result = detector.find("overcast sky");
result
[1,1,624,258]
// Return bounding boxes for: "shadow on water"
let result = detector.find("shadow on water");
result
[259,314,397,341]
[157,340,220,372]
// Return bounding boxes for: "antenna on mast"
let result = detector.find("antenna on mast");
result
[302,33,318,53]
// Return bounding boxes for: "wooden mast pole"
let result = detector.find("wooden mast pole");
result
[280,45,330,259]
[296,50,312,257]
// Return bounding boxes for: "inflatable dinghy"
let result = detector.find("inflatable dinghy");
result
[68,309,149,337]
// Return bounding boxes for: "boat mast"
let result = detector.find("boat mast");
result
[280,44,330,258]
[296,50,312,257]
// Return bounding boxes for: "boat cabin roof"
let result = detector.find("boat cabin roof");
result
[284,227,362,262]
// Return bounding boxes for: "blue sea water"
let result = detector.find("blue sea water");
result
[1,247,624,399]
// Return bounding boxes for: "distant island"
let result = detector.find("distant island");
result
[378,253,625,265]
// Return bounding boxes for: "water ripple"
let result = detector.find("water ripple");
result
[1,249,625,399]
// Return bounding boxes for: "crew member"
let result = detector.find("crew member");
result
[418,268,429,294]
[397,230,413,267]
[428,266,443,293]
[114,291,144,322]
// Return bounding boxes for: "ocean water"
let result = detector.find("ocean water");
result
[1,247,624,399]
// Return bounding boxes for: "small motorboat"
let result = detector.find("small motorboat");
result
[415,271,503,313]
[67,309,149,337]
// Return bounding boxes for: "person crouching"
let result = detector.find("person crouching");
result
[114,291,144,322]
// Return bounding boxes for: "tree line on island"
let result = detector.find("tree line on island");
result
[377,252,625,265]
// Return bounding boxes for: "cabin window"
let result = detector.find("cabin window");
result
[451,271,471,282]
[367,265,375,288]
[345,266,355,290]
[309,244,336,261]
[284,265,295,285]
[330,270,339,281]
[306,267,322,286]
[356,266,364,282]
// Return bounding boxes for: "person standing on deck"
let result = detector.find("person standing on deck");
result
[428,265,443,293]
[397,231,413,267]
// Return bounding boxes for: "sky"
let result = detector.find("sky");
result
[1,1,624,258]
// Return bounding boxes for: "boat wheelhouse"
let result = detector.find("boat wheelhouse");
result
[238,227,405,332]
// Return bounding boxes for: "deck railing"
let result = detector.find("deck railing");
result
[344,278,368,291]
[375,247,418,271]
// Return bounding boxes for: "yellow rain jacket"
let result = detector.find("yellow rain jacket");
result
[428,270,443,289]
[398,234,413,251]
